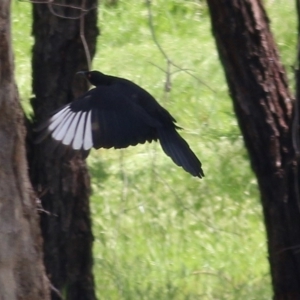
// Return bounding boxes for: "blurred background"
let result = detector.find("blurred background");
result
[13,0,296,298]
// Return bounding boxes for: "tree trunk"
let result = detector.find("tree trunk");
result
[295,0,300,166]
[27,1,99,299]
[206,0,300,298]
[0,0,50,299]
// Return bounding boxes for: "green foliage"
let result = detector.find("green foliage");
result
[12,1,33,115]
[12,0,297,298]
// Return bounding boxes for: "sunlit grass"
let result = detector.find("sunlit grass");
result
[12,0,297,298]
[12,1,33,114]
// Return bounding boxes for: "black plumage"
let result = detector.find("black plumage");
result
[36,70,204,178]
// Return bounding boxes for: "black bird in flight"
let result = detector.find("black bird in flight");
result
[37,71,204,178]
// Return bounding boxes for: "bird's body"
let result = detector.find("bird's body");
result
[37,71,204,178]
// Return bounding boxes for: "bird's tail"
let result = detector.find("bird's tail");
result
[157,127,204,178]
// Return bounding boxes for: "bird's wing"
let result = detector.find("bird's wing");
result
[36,85,161,151]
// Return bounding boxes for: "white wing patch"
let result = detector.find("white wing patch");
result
[83,111,93,150]
[62,112,81,146]
[49,107,70,131]
[47,104,94,151]
[73,112,86,149]
[50,105,69,122]
[52,111,75,141]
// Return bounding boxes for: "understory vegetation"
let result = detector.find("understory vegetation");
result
[13,0,296,298]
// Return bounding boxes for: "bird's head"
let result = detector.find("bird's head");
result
[76,70,108,86]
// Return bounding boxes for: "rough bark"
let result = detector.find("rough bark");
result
[206,0,300,299]
[0,0,50,299]
[295,0,300,164]
[27,1,99,299]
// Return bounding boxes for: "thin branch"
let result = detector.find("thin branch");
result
[20,0,93,69]
[145,0,215,94]
[145,0,172,94]
[171,61,217,93]
[50,283,63,299]
[20,0,97,20]
[79,0,92,70]
[145,0,170,62]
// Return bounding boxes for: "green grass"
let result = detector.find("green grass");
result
[12,0,297,298]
